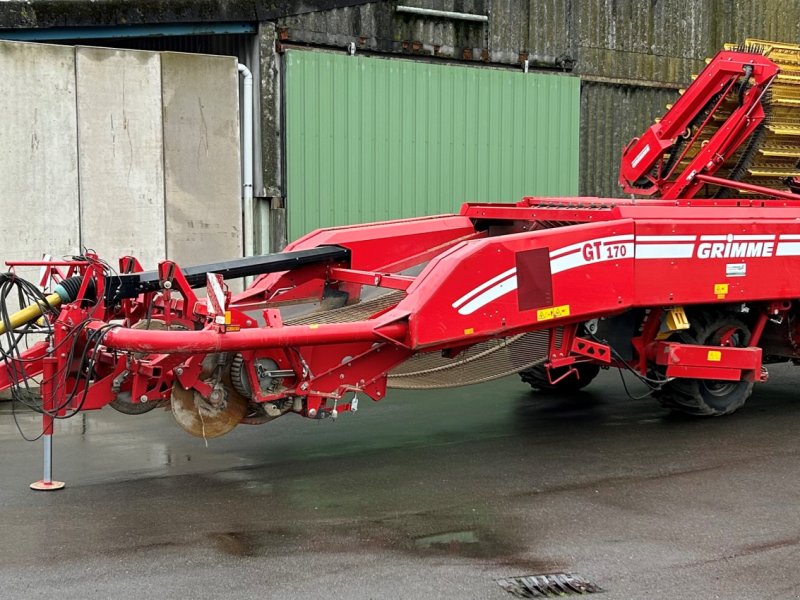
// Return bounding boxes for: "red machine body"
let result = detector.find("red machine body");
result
[4,45,800,468]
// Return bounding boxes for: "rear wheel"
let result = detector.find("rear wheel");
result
[520,362,600,393]
[655,311,753,416]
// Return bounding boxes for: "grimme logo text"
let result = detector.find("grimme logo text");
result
[696,238,774,259]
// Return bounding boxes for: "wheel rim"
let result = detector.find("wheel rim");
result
[700,379,738,397]
[699,323,750,411]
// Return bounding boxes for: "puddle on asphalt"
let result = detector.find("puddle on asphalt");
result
[202,517,558,573]
[209,531,262,557]
[0,405,87,438]
[208,469,275,494]
[408,526,558,569]
[364,512,563,572]
[413,529,488,556]
[405,528,562,575]
[208,528,293,557]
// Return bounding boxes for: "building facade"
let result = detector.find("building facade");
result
[0,0,796,253]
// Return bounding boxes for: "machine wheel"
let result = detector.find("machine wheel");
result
[655,312,754,417]
[109,319,185,415]
[520,362,600,393]
[170,379,248,438]
[170,354,248,438]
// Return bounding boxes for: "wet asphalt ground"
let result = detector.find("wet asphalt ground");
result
[1,365,800,599]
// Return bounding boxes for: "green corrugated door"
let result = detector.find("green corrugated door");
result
[285,50,580,241]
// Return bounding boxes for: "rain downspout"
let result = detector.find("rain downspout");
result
[395,5,489,22]
[238,63,254,267]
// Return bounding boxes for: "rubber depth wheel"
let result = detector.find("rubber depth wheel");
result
[655,311,754,417]
[520,363,600,393]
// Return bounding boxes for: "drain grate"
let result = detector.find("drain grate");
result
[496,573,602,597]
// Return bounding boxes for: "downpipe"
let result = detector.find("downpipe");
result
[238,63,255,271]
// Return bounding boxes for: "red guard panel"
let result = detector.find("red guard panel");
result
[400,220,635,349]
[233,214,478,306]
[632,218,800,306]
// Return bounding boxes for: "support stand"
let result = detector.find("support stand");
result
[30,356,64,491]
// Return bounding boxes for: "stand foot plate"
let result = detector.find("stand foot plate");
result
[30,480,65,491]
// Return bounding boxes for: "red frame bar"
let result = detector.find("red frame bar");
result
[0,341,47,388]
[101,320,409,353]
[693,173,800,202]
[328,268,414,291]
[654,342,762,381]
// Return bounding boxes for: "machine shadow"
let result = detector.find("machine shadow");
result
[509,363,800,436]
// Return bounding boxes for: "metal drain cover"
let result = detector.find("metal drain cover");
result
[496,573,602,597]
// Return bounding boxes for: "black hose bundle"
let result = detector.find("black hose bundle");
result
[0,269,115,440]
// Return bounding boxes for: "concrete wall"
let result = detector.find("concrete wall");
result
[77,46,167,268]
[0,40,242,278]
[0,42,80,279]
[161,51,242,266]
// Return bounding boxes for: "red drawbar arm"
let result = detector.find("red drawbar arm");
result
[0,341,48,392]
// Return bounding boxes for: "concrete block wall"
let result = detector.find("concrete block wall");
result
[0,40,243,278]
[161,51,242,266]
[0,42,80,286]
[76,46,167,268]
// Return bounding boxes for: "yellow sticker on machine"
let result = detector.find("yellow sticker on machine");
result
[714,283,729,295]
[554,304,571,318]
[537,308,554,321]
[537,304,570,322]
[707,350,722,362]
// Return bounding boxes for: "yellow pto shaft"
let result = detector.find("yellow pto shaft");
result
[0,293,62,336]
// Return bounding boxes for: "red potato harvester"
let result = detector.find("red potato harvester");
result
[5,40,800,489]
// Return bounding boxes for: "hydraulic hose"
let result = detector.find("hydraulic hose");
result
[738,64,754,106]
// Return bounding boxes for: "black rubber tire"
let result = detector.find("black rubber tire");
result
[520,363,600,393]
[655,311,754,417]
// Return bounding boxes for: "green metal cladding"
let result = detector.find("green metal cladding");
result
[285,49,580,240]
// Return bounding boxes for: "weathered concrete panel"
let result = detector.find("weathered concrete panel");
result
[488,0,530,63]
[76,47,166,269]
[574,0,713,82]
[161,51,242,267]
[713,0,800,48]
[0,0,370,29]
[278,1,487,62]
[0,40,78,349]
[0,41,80,276]
[259,21,282,198]
[580,82,676,197]
[526,0,573,62]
